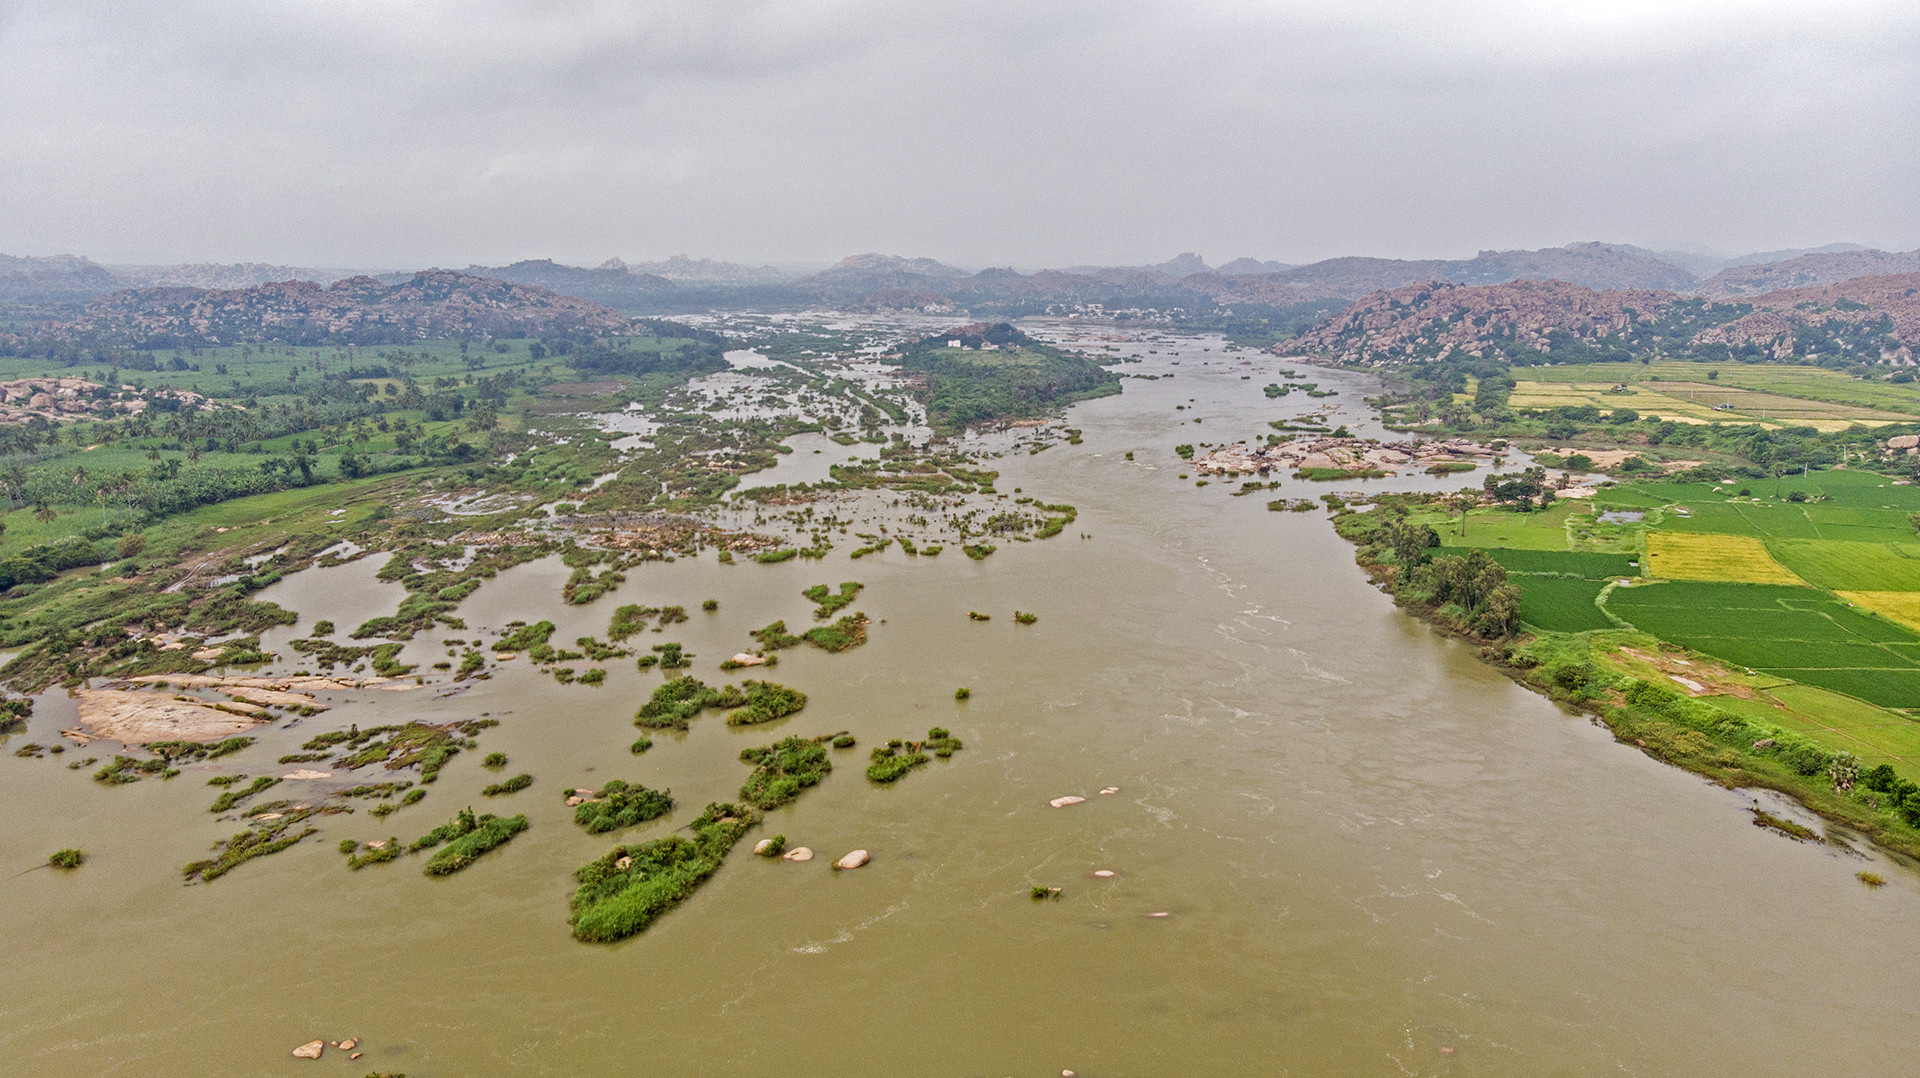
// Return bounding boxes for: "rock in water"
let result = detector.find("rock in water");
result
[292,1040,324,1059]
[782,847,814,862]
[1049,796,1086,808]
[833,849,870,870]
[1092,870,1115,878]
[339,1038,358,1051]
[753,839,777,855]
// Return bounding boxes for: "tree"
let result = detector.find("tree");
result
[1385,519,1440,567]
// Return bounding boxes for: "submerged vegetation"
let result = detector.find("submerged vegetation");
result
[412,807,530,876]
[569,801,757,943]
[724,680,808,726]
[634,676,746,730]
[739,735,833,809]
[572,779,675,834]
[867,728,965,784]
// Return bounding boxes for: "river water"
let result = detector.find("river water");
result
[3,335,1917,1077]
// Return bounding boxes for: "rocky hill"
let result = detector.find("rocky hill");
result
[0,253,123,302]
[1278,272,1920,367]
[35,271,630,347]
[469,259,678,307]
[1697,249,1920,297]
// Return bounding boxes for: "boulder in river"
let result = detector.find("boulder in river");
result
[782,847,814,862]
[834,849,870,870]
[292,1040,324,1059]
[1050,796,1086,808]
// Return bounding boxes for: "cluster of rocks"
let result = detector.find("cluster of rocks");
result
[0,378,215,426]
[291,1036,362,1060]
[1190,436,1498,477]
[750,837,869,869]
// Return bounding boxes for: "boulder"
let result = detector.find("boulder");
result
[753,839,777,855]
[614,856,632,871]
[1092,870,1115,878]
[339,1039,358,1051]
[833,849,870,870]
[1049,796,1086,808]
[1099,786,1120,795]
[782,847,814,862]
[292,1040,324,1059]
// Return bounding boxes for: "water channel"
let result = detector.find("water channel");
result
[2,334,1915,1077]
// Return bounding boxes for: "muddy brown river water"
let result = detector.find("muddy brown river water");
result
[3,337,1917,1077]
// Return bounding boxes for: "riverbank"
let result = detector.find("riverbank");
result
[1330,493,1920,862]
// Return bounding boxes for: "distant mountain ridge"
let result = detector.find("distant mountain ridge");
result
[1698,249,1920,297]
[24,271,630,347]
[5,241,1915,320]
[106,263,369,290]
[0,253,123,302]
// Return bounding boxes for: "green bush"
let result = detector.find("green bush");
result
[574,779,674,833]
[739,736,832,809]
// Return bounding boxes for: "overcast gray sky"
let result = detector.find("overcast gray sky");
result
[1,0,1915,269]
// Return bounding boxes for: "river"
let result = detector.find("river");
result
[2,331,1916,1077]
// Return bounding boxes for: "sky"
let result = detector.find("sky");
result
[1,0,1915,270]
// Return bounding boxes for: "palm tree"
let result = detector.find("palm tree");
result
[33,500,56,540]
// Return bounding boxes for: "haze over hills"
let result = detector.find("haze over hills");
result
[107,263,371,290]
[5,239,1914,312]
[1697,249,1920,297]
[0,253,124,302]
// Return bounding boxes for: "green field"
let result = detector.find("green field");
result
[1435,500,1575,550]
[1602,581,1920,707]
[1766,538,1920,591]
[1483,548,1638,577]
[1512,574,1616,632]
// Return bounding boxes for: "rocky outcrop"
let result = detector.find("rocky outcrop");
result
[0,253,123,302]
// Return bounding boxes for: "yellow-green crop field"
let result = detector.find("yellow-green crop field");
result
[1643,531,1805,584]
[1513,360,1920,420]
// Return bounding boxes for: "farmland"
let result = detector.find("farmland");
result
[1642,532,1803,584]
[1358,459,1920,786]
[1513,360,1920,420]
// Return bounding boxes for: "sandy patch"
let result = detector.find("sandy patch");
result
[75,689,268,743]
[1617,646,1757,699]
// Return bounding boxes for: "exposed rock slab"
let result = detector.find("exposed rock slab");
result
[75,689,266,743]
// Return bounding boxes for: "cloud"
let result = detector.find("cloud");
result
[0,0,1914,267]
